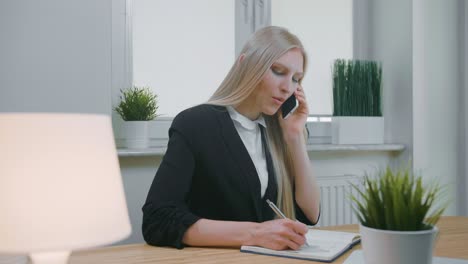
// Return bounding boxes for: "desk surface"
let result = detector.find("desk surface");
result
[69,216,468,264]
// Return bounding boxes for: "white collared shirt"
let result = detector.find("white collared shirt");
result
[227,106,268,197]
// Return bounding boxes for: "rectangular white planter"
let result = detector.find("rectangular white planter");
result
[306,122,332,144]
[332,117,384,144]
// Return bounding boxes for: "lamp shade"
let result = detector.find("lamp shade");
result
[0,113,131,254]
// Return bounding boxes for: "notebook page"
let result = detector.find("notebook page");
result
[306,229,360,245]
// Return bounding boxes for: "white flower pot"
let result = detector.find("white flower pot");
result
[332,116,384,144]
[123,121,149,149]
[360,224,438,264]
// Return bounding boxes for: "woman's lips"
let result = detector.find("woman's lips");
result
[273,97,284,104]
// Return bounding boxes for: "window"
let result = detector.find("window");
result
[132,0,235,117]
[271,0,353,115]
[114,0,352,118]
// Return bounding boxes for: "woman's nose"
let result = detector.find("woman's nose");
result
[280,79,293,94]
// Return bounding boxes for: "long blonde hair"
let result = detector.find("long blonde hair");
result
[207,26,308,219]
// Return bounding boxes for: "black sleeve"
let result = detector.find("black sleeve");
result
[142,120,201,249]
[295,200,321,226]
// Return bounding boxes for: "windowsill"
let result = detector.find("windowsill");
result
[118,146,167,157]
[117,143,405,157]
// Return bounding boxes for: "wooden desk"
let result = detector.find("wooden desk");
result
[69,216,468,264]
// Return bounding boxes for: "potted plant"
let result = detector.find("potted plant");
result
[350,166,447,264]
[331,59,383,144]
[114,86,158,148]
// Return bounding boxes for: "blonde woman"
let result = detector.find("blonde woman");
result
[142,26,320,250]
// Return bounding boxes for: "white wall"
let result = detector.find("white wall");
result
[465,0,468,215]
[0,0,112,114]
[271,0,353,115]
[361,0,466,215]
[462,0,468,216]
[455,0,467,217]
[368,0,413,163]
[413,0,461,215]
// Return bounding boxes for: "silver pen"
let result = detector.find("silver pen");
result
[266,199,310,246]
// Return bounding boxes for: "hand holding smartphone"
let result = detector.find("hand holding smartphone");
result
[281,94,299,119]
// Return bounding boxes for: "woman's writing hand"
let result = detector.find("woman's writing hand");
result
[245,219,308,250]
[278,85,308,142]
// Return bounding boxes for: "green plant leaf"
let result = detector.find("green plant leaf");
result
[349,165,448,231]
[114,86,159,121]
[332,59,382,116]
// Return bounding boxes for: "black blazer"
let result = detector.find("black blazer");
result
[142,104,313,248]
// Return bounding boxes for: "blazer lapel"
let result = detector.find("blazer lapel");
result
[213,106,263,221]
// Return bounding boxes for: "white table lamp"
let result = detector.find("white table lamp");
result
[0,113,131,264]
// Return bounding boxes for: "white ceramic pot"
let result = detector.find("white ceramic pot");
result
[123,121,149,149]
[360,224,438,264]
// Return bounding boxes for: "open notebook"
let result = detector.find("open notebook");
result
[241,229,361,263]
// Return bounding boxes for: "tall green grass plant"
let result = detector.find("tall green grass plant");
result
[332,59,382,116]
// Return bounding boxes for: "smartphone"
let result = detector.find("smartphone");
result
[281,94,299,119]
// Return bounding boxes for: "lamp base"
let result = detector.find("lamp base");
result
[30,251,70,264]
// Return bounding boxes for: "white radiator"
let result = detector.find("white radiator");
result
[315,174,364,227]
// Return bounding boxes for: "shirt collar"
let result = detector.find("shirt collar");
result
[227,106,266,130]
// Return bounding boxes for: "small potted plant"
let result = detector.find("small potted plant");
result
[331,59,383,144]
[350,166,447,264]
[114,86,158,148]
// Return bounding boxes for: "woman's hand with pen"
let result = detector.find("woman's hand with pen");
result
[244,219,308,250]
